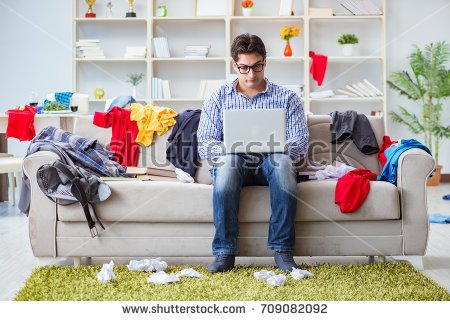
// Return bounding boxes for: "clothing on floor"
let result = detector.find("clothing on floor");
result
[443,194,450,200]
[330,110,379,155]
[429,214,450,224]
[378,135,397,169]
[130,103,177,147]
[335,168,378,213]
[166,109,202,179]
[5,105,37,141]
[93,106,139,166]
[309,51,328,86]
[377,139,432,184]
[18,126,127,214]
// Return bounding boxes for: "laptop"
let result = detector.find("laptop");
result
[223,108,286,154]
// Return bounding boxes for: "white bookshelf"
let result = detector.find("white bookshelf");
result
[72,0,386,120]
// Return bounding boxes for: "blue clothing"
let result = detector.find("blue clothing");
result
[44,92,74,109]
[443,194,450,200]
[378,139,432,184]
[429,214,450,224]
[19,126,127,214]
[197,79,309,162]
[211,153,298,255]
[107,96,136,112]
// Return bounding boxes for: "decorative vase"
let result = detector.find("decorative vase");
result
[342,44,354,56]
[242,7,252,16]
[132,86,137,99]
[284,40,292,57]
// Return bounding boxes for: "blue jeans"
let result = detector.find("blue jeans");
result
[211,153,298,255]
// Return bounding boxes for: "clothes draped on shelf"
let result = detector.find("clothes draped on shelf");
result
[309,51,328,86]
[5,105,38,141]
[93,106,139,166]
[130,103,177,147]
[330,110,379,155]
[166,109,202,179]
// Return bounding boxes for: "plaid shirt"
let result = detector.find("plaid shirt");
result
[27,126,126,177]
[197,79,309,162]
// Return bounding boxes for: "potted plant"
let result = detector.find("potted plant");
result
[241,1,254,17]
[388,41,450,185]
[126,73,144,99]
[337,34,359,56]
[280,24,301,56]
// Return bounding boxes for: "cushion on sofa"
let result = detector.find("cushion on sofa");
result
[57,179,399,223]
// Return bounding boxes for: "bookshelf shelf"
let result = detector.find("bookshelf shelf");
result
[72,0,386,117]
[310,97,384,102]
[74,18,148,22]
[75,58,147,62]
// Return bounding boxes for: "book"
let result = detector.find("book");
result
[350,84,369,97]
[101,176,141,181]
[357,82,376,97]
[309,8,333,16]
[126,166,177,178]
[137,174,179,182]
[337,89,358,97]
[162,80,171,99]
[363,79,383,96]
[345,84,364,97]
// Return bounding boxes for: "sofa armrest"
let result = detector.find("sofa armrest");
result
[23,151,60,257]
[397,148,435,255]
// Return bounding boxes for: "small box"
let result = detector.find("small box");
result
[309,8,333,16]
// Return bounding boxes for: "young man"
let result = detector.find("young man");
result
[197,33,309,273]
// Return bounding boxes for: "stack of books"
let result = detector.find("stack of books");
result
[151,77,171,99]
[124,46,147,59]
[126,166,178,182]
[340,0,382,15]
[152,37,170,58]
[76,39,105,59]
[336,79,383,98]
[184,45,210,59]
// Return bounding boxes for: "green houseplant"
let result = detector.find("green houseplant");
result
[337,34,359,56]
[388,41,450,185]
[126,73,145,99]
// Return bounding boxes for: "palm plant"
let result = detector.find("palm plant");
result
[388,41,450,165]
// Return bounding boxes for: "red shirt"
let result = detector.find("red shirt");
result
[6,105,38,141]
[93,107,139,166]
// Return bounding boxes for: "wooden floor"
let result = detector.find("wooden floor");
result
[0,184,449,300]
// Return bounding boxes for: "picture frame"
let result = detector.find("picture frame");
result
[279,0,293,16]
[195,0,228,16]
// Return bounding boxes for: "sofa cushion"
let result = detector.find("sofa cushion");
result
[57,180,399,223]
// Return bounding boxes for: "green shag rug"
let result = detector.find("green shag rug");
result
[15,262,450,301]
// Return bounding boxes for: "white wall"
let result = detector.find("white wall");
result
[386,0,450,172]
[0,0,449,172]
[0,0,72,155]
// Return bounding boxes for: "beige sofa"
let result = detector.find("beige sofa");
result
[24,115,435,266]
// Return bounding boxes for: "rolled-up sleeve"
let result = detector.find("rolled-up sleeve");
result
[285,94,309,162]
[197,92,225,161]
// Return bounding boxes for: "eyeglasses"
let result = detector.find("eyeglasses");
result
[235,61,265,74]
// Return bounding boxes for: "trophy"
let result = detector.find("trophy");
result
[126,0,137,18]
[85,0,96,18]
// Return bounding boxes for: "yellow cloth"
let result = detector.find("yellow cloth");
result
[130,103,177,147]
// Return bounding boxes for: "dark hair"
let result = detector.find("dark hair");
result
[231,33,266,62]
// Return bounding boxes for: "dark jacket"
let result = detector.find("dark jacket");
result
[166,109,202,179]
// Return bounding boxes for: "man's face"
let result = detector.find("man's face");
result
[233,53,266,91]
